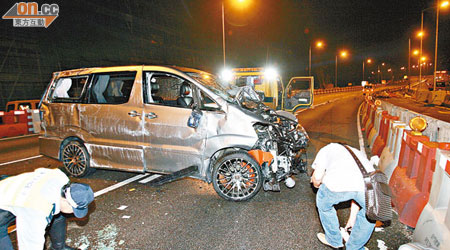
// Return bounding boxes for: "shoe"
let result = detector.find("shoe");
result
[49,244,79,250]
[317,232,341,248]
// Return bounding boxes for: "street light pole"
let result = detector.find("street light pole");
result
[419,11,424,82]
[433,0,441,91]
[222,2,226,67]
[363,60,365,81]
[309,45,311,76]
[408,38,411,89]
[335,55,338,87]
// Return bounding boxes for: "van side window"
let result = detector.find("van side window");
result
[199,91,220,111]
[51,76,88,102]
[88,72,136,104]
[18,103,32,110]
[144,72,194,109]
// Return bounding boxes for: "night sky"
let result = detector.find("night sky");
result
[185,0,450,84]
[1,0,449,87]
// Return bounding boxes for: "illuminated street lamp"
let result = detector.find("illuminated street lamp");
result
[363,58,372,81]
[222,0,250,67]
[335,50,348,87]
[309,40,325,76]
[417,1,449,84]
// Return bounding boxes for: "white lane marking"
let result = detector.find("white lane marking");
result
[138,174,162,183]
[0,155,43,167]
[94,173,149,197]
[357,102,367,158]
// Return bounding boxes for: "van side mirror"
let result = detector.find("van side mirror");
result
[188,104,203,128]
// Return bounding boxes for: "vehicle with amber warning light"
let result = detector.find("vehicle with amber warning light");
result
[362,84,374,95]
[39,65,309,201]
[220,67,314,113]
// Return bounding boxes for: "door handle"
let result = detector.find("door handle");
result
[145,112,157,119]
[128,110,141,117]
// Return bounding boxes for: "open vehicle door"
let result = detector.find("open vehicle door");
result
[282,76,314,112]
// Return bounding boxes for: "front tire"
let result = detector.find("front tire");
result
[212,151,262,201]
[61,140,92,177]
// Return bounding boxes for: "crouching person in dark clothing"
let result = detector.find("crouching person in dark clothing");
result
[0,168,94,250]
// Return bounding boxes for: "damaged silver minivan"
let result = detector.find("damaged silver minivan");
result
[39,65,309,201]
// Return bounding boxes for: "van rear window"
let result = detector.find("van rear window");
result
[88,72,136,104]
[51,76,88,102]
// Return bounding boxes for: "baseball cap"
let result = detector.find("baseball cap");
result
[65,183,94,218]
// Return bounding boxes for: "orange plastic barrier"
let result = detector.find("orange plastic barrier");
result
[362,101,374,128]
[404,148,450,249]
[371,113,399,156]
[390,130,450,228]
[0,123,28,138]
[0,110,30,138]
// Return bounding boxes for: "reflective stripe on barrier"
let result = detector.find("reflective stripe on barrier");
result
[29,109,41,133]
[26,109,34,133]
[400,149,450,249]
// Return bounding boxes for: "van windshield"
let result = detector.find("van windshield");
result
[186,72,235,103]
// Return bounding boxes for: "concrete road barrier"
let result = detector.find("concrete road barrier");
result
[427,90,447,106]
[380,101,450,142]
[443,94,450,108]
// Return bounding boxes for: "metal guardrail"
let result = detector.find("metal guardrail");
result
[314,86,363,95]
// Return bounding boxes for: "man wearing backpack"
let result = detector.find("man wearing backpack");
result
[311,143,379,250]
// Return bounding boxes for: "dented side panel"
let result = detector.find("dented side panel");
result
[143,103,206,174]
[39,65,264,180]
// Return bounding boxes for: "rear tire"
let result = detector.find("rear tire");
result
[212,151,262,201]
[61,140,93,177]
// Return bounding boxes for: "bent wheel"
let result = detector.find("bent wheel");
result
[212,151,262,201]
[61,141,92,177]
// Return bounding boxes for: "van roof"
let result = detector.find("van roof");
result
[54,65,210,78]
[6,99,40,105]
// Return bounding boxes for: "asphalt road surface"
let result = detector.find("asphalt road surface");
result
[1,93,413,249]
